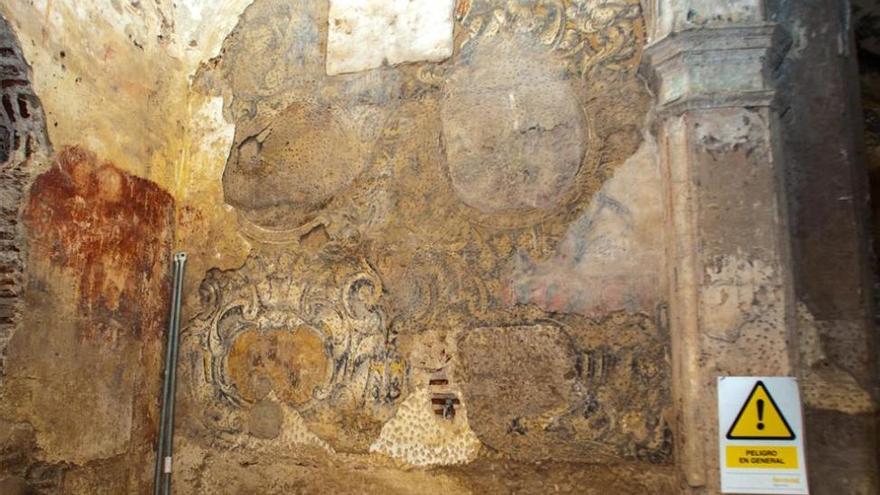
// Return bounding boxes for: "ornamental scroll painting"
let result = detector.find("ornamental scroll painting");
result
[183,0,670,464]
[188,245,404,452]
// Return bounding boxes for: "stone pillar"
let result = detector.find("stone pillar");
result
[644,8,796,492]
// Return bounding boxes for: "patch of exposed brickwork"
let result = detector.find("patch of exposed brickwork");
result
[0,15,49,380]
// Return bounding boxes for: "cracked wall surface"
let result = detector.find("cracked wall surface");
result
[0,2,182,492]
[0,0,676,491]
[0,0,875,493]
[771,0,879,492]
[174,0,675,491]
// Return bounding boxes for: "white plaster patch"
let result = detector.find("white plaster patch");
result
[192,96,235,159]
[180,95,236,197]
[700,254,783,344]
[326,0,454,75]
[175,0,256,76]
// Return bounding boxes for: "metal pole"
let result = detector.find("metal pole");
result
[153,256,180,495]
[153,252,186,495]
[162,252,186,495]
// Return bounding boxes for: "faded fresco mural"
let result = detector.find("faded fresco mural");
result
[0,0,876,493]
[178,0,672,479]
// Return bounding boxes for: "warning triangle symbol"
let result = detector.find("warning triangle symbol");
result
[726,381,796,440]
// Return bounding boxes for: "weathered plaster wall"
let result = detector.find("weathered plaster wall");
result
[0,0,259,192]
[0,0,678,491]
[0,6,257,488]
[647,0,765,41]
[770,0,879,493]
[0,0,874,493]
[0,147,174,491]
[172,0,676,492]
[19,146,174,461]
[0,1,181,186]
[0,3,181,492]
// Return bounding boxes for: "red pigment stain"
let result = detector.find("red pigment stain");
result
[505,273,657,319]
[177,204,204,227]
[24,146,174,341]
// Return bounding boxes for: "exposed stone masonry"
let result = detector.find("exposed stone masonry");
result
[0,15,47,381]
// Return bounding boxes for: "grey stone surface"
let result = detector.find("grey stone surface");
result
[248,399,284,440]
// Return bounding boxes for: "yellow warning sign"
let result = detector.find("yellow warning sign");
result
[725,446,799,469]
[726,380,796,440]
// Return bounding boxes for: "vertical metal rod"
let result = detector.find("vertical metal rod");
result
[153,252,186,495]
[153,257,180,495]
[162,252,186,495]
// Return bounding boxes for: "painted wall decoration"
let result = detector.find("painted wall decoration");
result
[181,0,670,472]
[186,243,404,451]
[0,0,875,493]
[7,146,174,470]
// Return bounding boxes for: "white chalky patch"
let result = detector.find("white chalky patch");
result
[326,0,455,75]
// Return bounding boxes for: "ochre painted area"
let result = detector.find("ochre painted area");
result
[226,326,330,406]
[0,0,873,493]
[24,146,174,341]
[1,146,174,488]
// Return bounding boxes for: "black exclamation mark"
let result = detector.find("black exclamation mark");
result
[757,399,765,430]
